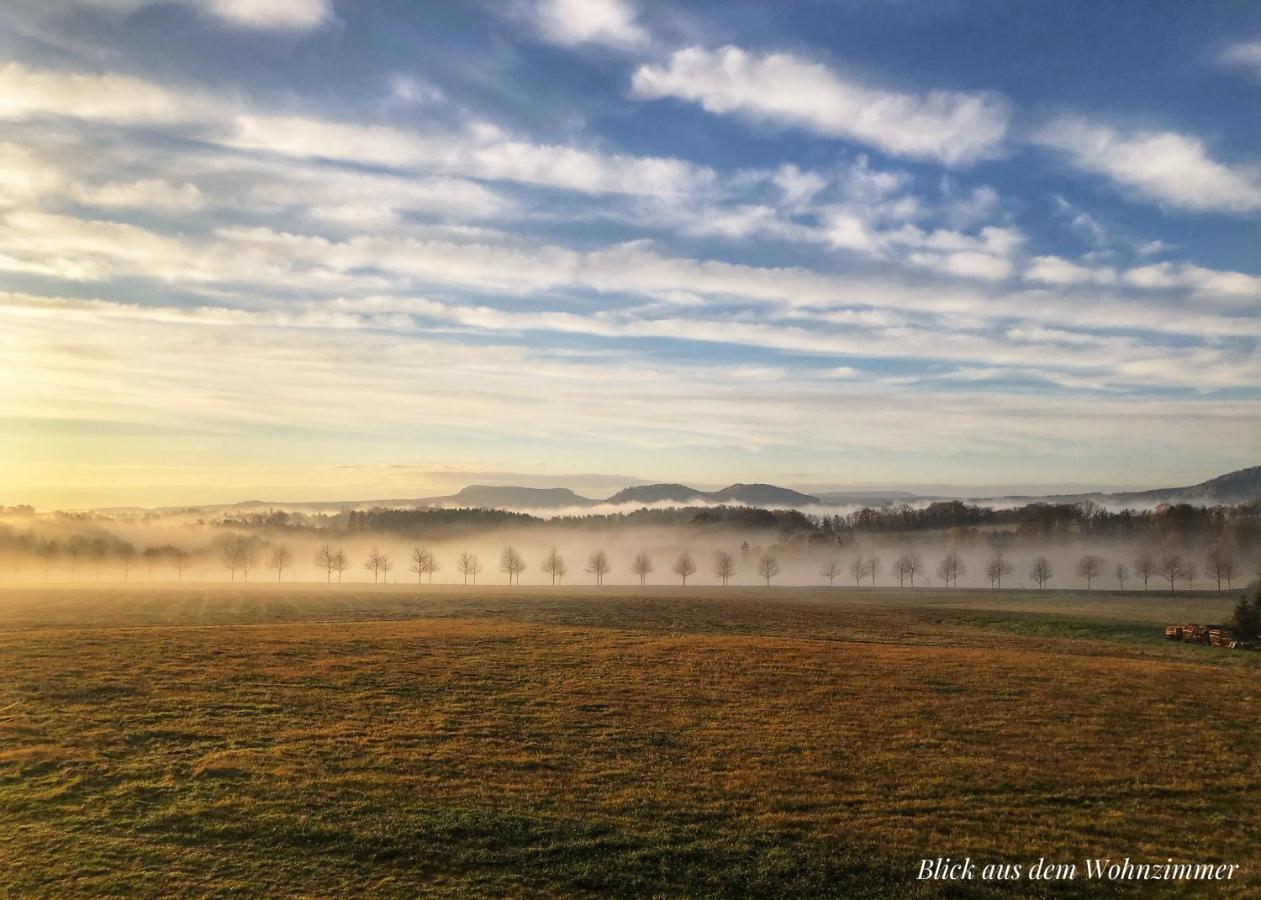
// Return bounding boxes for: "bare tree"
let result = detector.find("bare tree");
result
[1182,561,1197,590]
[892,553,911,588]
[269,545,293,582]
[363,548,387,584]
[1158,554,1184,592]
[586,549,610,586]
[1206,546,1239,591]
[409,547,434,584]
[937,551,964,588]
[849,554,868,588]
[985,551,1012,589]
[457,551,479,585]
[172,547,190,582]
[1134,550,1156,591]
[672,551,696,586]
[315,544,338,582]
[820,559,841,586]
[542,548,567,585]
[707,551,733,586]
[756,552,779,587]
[632,551,654,586]
[332,550,348,583]
[1030,556,1053,590]
[867,555,880,588]
[117,543,136,581]
[240,538,261,582]
[219,535,243,582]
[1076,554,1103,590]
[1114,562,1129,590]
[142,546,161,581]
[500,546,525,585]
[90,538,107,581]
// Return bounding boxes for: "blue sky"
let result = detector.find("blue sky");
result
[0,0,1259,507]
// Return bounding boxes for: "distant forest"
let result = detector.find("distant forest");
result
[206,499,1261,546]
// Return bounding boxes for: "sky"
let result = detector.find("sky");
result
[1,0,1259,508]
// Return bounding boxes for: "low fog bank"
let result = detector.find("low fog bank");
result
[1,499,1258,592]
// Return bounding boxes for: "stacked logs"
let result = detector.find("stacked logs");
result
[1164,623,1257,650]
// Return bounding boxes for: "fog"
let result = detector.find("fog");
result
[1,502,1256,593]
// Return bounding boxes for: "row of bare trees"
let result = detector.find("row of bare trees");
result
[280,542,1258,591]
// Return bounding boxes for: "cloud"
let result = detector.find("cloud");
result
[1221,40,1261,79]
[631,46,1011,166]
[1124,262,1261,299]
[1033,116,1261,213]
[201,0,332,31]
[0,61,211,123]
[528,0,647,48]
[1024,255,1116,287]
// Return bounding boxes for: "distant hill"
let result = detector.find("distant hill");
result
[82,466,1261,515]
[1106,465,1261,505]
[605,483,706,505]
[415,485,599,509]
[708,483,820,506]
[604,482,821,508]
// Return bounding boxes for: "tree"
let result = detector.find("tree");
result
[756,552,779,587]
[269,545,293,582]
[1030,556,1053,590]
[500,546,525,585]
[332,549,349,583]
[218,535,245,582]
[142,546,162,581]
[1076,554,1103,590]
[985,551,1012,589]
[937,551,964,588]
[820,559,841,586]
[117,542,136,581]
[632,551,655,586]
[89,538,107,581]
[315,544,338,582]
[457,552,480,585]
[1182,561,1197,590]
[1206,546,1239,591]
[849,555,868,588]
[867,555,880,588]
[363,548,387,583]
[542,548,567,585]
[586,549,610,585]
[1134,550,1155,591]
[672,551,696,586]
[1158,554,1184,592]
[172,547,190,582]
[1114,562,1129,590]
[1228,590,1260,640]
[409,546,434,584]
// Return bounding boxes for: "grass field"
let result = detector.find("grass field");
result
[1,585,1258,897]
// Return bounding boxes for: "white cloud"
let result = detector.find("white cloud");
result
[1033,116,1261,213]
[1024,255,1116,287]
[1221,40,1261,79]
[907,249,1012,281]
[631,46,1011,166]
[529,0,647,48]
[1124,262,1261,299]
[202,0,332,31]
[0,61,210,123]
[75,179,205,211]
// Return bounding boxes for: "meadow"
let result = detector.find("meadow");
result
[0,584,1258,897]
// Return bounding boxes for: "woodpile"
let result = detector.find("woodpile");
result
[1164,623,1258,650]
[1208,628,1234,648]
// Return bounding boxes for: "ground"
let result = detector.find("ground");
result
[0,585,1258,897]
